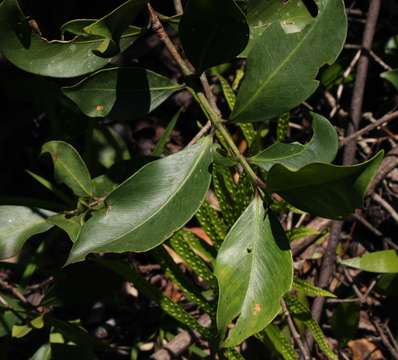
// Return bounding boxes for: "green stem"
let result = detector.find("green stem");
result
[195,92,266,189]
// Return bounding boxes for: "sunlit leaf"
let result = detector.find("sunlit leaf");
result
[268,151,383,219]
[67,138,213,264]
[250,113,338,171]
[215,197,293,347]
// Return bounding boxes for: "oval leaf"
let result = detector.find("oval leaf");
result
[268,151,384,219]
[0,206,54,259]
[66,137,213,264]
[42,141,93,198]
[0,0,141,78]
[215,197,293,347]
[231,0,347,122]
[83,0,147,57]
[179,0,249,73]
[250,113,338,171]
[340,250,398,273]
[62,67,182,121]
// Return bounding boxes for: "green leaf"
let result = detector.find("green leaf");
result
[12,324,32,338]
[257,324,298,360]
[293,278,336,298]
[83,0,147,57]
[250,113,338,171]
[153,109,182,156]
[0,0,142,78]
[215,197,293,347]
[67,138,213,264]
[340,250,398,273]
[381,69,398,91]
[179,0,249,73]
[231,0,347,122]
[60,19,96,37]
[42,141,94,198]
[48,214,84,243]
[242,0,314,57]
[268,151,384,219]
[62,67,182,121]
[30,343,52,360]
[284,294,337,360]
[0,206,54,259]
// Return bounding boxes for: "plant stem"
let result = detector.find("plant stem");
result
[147,3,266,190]
[196,92,266,189]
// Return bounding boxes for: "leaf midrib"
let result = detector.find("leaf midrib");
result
[90,139,211,247]
[233,2,328,118]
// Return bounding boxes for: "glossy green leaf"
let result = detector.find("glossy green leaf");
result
[42,141,94,198]
[268,151,383,219]
[340,250,398,273]
[179,0,249,73]
[48,214,84,243]
[67,138,213,264]
[62,67,182,121]
[30,343,52,360]
[215,197,293,347]
[231,0,347,122]
[242,0,314,56]
[0,206,54,259]
[83,0,147,57]
[0,0,142,78]
[381,69,398,90]
[250,113,338,171]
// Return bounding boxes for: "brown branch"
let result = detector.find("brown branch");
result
[147,4,192,77]
[340,110,398,146]
[308,0,382,352]
[187,121,212,146]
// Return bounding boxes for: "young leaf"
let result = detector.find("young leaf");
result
[381,69,398,91]
[268,151,383,219]
[62,67,182,121]
[179,0,249,73]
[67,138,213,264]
[215,197,293,347]
[0,206,54,259]
[231,0,347,122]
[340,250,398,273]
[0,0,142,78]
[42,141,94,198]
[82,0,147,57]
[250,113,338,171]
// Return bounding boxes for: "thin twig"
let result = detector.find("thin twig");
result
[147,4,192,77]
[340,110,398,145]
[281,300,310,360]
[0,278,29,305]
[187,121,212,146]
[372,193,398,224]
[374,321,398,360]
[172,0,183,15]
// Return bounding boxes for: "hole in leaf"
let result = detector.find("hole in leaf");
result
[246,248,252,253]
